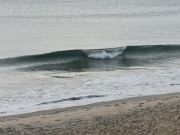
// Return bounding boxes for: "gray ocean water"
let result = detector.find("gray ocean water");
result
[1,0,180,116]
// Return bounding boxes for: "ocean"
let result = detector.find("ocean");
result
[0,0,180,116]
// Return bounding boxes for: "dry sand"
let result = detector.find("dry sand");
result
[0,93,180,135]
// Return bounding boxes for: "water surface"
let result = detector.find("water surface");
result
[0,0,180,116]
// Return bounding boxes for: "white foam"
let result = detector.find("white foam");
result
[86,48,125,59]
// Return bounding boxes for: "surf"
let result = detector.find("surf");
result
[0,44,180,71]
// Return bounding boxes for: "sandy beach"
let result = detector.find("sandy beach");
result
[0,92,180,135]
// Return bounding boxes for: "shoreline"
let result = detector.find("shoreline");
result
[1,92,180,118]
[0,92,180,134]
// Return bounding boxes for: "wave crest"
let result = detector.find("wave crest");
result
[1,44,180,71]
[84,47,125,59]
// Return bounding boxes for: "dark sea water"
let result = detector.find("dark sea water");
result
[0,0,180,116]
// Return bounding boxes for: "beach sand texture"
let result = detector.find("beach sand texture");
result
[0,93,180,135]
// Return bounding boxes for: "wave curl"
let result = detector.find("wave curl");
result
[1,44,180,71]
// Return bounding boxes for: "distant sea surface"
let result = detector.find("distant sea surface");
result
[0,0,180,116]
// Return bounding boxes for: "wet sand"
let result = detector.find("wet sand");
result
[0,93,180,135]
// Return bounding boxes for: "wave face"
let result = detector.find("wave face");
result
[1,45,180,71]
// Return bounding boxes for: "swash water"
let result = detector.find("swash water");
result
[0,0,180,116]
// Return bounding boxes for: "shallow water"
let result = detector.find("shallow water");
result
[0,0,180,116]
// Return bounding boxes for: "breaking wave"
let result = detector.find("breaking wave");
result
[1,45,180,71]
